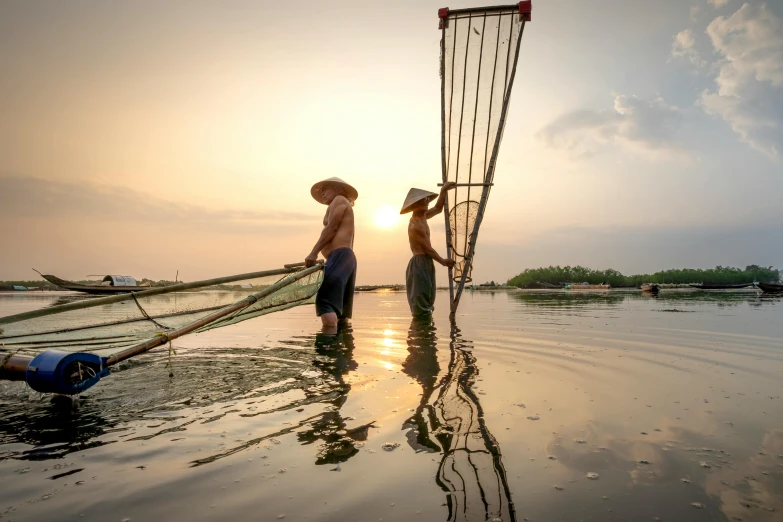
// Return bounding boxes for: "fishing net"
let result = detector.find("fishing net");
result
[448,201,479,283]
[0,266,323,359]
[440,3,529,304]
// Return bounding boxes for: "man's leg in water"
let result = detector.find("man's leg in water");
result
[316,248,356,335]
[321,312,339,329]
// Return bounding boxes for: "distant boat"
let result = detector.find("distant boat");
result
[640,283,659,294]
[564,283,610,290]
[0,285,28,291]
[756,282,783,294]
[534,282,562,289]
[688,283,753,290]
[40,274,154,295]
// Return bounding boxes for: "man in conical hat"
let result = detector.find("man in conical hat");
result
[401,182,456,317]
[306,177,358,331]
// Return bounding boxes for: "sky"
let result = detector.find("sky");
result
[1,0,782,284]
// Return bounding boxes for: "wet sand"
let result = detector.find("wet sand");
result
[1,289,782,521]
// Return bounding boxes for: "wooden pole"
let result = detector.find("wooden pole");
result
[105,264,323,366]
[440,21,456,309]
[0,265,306,326]
[438,183,493,187]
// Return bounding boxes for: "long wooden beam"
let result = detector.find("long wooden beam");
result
[0,265,308,326]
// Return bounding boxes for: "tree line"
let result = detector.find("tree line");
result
[507,265,780,288]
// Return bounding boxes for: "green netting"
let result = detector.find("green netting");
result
[0,267,322,359]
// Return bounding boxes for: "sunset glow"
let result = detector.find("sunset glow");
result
[373,205,399,229]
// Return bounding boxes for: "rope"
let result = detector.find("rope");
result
[131,292,171,331]
[0,347,24,374]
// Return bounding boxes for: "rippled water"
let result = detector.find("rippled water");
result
[1,289,782,521]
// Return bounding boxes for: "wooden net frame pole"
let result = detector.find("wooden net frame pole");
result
[440,9,456,310]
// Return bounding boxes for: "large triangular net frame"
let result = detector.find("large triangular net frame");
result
[439,2,530,316]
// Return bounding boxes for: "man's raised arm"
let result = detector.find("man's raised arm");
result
[306,197,348,267]
[425,182,456,219]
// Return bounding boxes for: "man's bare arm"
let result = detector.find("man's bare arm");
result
[411,224,454,267]
[306,198,349,266]
[425,182,456,219]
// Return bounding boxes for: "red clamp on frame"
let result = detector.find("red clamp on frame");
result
[438,7,449,29]
[519,0,532,21]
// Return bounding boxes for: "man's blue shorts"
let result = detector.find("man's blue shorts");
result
[315,247,357,319]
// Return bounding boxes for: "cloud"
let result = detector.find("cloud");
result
[671,29,707,68]
[536,94,684,160]
[699,2,783,158]
[0,176,319,236]
[707,0,730,7]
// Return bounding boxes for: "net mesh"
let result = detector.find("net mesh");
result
[0,268,322,359]
[441,6,524,287]
[448,201,479,283]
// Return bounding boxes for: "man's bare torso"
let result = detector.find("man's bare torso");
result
[321,195,354,257]
[408,216,430,256]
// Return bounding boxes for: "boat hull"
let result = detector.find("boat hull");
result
[41,274,152,294]
[757,282,783,293]
[688,283,753,290]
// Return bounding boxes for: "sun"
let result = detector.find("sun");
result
[373,205,399,229]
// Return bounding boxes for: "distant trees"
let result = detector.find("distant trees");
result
[506,265,780,288]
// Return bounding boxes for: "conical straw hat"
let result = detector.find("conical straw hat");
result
[310,177,359,204]
[400,188,438,214]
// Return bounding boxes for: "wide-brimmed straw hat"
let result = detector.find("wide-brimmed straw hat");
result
[310,177,359,204]
[400,188,438,214]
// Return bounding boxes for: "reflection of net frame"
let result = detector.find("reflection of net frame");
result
[439,3,531,317]
[405,321,516,521]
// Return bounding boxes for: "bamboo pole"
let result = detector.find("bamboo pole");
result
[0,265,306,326]
[441,21,456,309]
[0,354,34,380]
[438,183,493,187]
[448,4,525,15]
[106,263,323,366]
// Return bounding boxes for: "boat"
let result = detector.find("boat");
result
[688,283,753,290]
[40,274,154,294]
[640,283,659,294]
[757,282,783,293]
[533,282,562,289]
[0,285,28,291]
[564,283,610,290]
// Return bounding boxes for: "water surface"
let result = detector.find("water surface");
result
[1,289,782,521]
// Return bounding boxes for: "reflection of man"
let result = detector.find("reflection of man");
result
[298,325,371,465]
[401,183,456,317]
[402,317,441,452]
[306,177,358,331]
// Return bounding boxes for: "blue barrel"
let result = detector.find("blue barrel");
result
[26,351,110,395]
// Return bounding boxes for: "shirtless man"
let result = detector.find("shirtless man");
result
[400,182,456,317]
[306,177,358,330]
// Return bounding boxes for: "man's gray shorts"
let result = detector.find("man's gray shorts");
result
[406,255,436,317]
